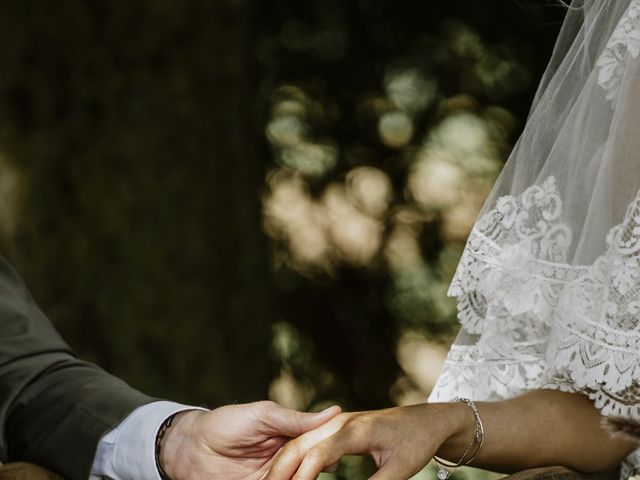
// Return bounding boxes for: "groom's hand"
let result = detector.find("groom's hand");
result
[158,400,341,480]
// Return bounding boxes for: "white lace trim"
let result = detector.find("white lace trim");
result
[597,0,640,102]
[432,175,640,410]
[430,174,640,476]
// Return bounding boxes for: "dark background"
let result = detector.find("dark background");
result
[0,1,565,477]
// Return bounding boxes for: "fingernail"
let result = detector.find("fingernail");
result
[318,405,340,413]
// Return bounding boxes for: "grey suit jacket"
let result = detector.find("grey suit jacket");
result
[0,255,154,479]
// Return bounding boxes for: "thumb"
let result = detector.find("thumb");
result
[265,404,342,437]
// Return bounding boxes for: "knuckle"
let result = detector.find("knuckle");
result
[332,412,352,428]
[292,409,306,427]
[342,414,374,440]
[255,400,279,423]
[257,399,278,412]
[345,413,370,430]
[282,439,302,457]
[306,446,326,463]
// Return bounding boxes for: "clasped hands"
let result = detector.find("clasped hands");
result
[159,401,464,480]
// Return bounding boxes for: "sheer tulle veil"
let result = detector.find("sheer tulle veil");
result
[429,1,640,475]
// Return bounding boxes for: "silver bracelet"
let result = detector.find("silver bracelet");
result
[433,397,484,480]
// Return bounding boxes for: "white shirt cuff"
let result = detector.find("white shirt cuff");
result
[90,401,208,480]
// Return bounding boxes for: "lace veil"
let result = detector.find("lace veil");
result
[429,0,640,473]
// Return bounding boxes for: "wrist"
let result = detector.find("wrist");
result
[159,410,206,480]
[433,401,478,462]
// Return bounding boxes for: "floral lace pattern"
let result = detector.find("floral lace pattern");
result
[430,175,640,477]
[597,0,640,102]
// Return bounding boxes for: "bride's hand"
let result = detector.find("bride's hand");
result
[264,403,468,480]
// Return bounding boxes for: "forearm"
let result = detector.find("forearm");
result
[5,357,153,479]
[436,389,638,474]
[0,255,153,479]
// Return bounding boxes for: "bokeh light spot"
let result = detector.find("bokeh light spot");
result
[378,110,414,148]
[346,166,392,218]
[384,68,437,113]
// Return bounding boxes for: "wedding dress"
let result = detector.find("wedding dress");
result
[428,1,640,477]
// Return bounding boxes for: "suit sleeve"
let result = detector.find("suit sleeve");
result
[0,255,155,480]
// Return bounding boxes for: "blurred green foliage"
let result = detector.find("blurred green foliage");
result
[0,0,565,477]
[258,0,565,411]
